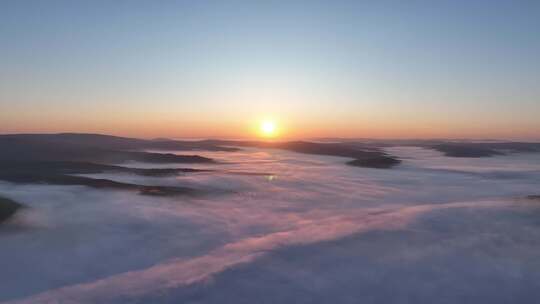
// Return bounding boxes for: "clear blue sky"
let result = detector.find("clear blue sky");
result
[1,0,539,139]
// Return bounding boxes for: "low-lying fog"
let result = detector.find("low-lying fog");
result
[1,147,540,303]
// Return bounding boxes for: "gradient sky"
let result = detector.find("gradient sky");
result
[1,0,539,140]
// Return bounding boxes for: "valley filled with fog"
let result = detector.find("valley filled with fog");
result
[1,146,540,303]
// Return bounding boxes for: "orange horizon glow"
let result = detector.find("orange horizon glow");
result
[2,93,539,141]
[2,2,540,143]
[2,116,540,142]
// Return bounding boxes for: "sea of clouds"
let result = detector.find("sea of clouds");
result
[1,147,540,303]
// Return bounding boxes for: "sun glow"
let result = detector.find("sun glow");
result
[260,120,277,138]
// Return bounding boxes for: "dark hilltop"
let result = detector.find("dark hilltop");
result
[1,133,539,199]
[0,133,403,199]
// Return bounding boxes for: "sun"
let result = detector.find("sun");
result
[260,120,277,137]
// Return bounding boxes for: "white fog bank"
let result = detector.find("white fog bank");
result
[1,147,540,303]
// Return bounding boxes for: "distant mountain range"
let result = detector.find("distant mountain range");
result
[1,133,539,224]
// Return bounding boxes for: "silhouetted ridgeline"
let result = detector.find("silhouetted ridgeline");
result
[0,196,22,223]
[0,133,402,169]
[429,142,540,157]
[0,133,239,152]
[192,139,402,168]
[0,161,207,196]
[347,157,401,169]
[278,141,401,168]
[1,161,208,177]
[305,138,540,158]
[0,169,197,197]
[3,134,539,194]
[0,134,219,163]
[0,134,224,195]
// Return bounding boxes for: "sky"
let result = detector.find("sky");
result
[1,0,539,140]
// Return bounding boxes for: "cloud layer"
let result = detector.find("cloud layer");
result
[1,147,540,303]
